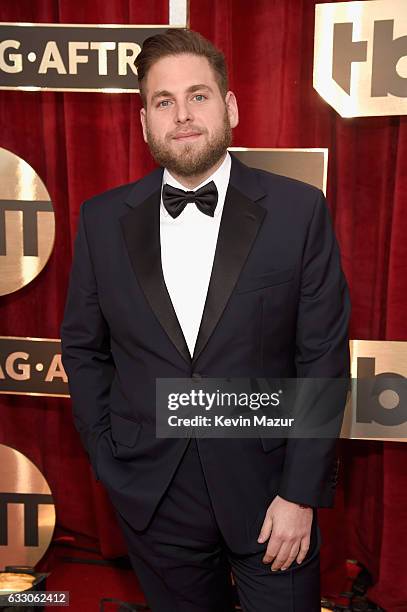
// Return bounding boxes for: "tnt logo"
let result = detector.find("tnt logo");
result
[314,0,407,117]
[0,444,55,569]
[0,147,55,296]
[356,357,407,426]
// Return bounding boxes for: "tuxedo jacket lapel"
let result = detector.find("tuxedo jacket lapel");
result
[120,169,191,365]
[192,157,267,363]
[120,155,267,367]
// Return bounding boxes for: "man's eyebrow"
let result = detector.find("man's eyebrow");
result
[150,84,214,103]
[186,84,214,94]
[151,89,173,103]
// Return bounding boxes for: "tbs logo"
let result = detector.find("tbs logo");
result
[356,357,406,427]
[314,0,407,117]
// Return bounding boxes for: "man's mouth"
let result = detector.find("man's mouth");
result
[172,132,202,141]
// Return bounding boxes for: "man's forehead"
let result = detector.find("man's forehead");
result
[150,53,211,70]
[146,54,215,86]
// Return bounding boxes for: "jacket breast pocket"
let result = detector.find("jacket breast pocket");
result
[235,268,294,294]
[110,412,142,458]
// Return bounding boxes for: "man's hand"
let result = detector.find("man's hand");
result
[257,495,313,571]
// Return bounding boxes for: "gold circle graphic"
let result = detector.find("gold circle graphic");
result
[0,444,55,570]
[0,148,55,296]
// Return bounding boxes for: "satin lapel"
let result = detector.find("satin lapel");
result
[120,189,191,365]
[192,183,267,364]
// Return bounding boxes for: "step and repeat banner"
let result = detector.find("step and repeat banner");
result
[0,0,406,569]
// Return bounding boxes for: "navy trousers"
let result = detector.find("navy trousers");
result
[114,438,321,612]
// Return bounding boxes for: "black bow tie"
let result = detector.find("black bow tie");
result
[162,181,218,219]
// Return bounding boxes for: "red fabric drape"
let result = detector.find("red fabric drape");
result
[0,1,406,609]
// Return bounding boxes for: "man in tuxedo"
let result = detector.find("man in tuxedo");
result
[61,28,350,612]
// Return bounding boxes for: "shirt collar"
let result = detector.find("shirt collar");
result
[161,151,231,219]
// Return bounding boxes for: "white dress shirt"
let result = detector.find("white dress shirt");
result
[160,152,232,357]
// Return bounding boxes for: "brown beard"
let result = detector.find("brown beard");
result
[145,108,232,178]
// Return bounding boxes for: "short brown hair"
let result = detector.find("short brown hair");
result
[135,28,228,107]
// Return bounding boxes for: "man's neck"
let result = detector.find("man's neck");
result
[168,153,227,190]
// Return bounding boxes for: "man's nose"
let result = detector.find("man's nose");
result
[174,100,193,123]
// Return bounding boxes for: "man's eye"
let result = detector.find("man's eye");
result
[193,94,206,102]
[158,100,171,108]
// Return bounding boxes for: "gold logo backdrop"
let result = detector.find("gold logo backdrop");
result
[314,0,407,117]
[0,337,68,397]
[230,148,327,194]
[0,1,188,93]
[0,148,55,296]
[0,444,55,570]
[341,340,407,441]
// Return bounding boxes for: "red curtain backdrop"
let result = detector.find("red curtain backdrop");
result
[0,1,406,609]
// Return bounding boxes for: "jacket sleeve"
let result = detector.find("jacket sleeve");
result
[60,203,114,481]
[277,190,351,507]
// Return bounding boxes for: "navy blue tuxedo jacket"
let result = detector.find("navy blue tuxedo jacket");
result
[61,154,350,551]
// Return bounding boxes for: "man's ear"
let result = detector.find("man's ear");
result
[140,107,148,143]
[225,91,239,129]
